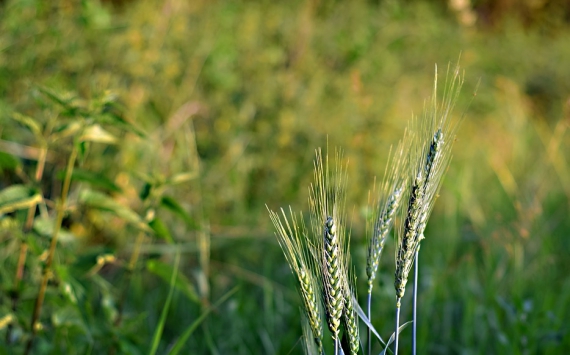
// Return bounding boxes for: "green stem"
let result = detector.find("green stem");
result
[367,292,372,355]
[25,146,77,355]
[394,298,401,355]
[412,250,419,355]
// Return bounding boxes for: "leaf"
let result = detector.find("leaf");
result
[99,103,147,138]
[160,196,195,227]
[0,185,42,214]
[52,305,90,337]
[354,294,386,347]
[139,182,152,201]
[146,259,200,304]
[36,86,87,117]
[166,172,197,185]
[148,217,174,244]
[12,112,42,138]
[78,189,150,232]
[0,152,20,171]
[168,286,239,355]
[51,121,83,142]
[149,252,180,355]
[80,124,117,144]
[379,321,412,355]
[57,168,122,193]
[33,216,76,244]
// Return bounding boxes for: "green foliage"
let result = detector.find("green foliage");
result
[0,0,569,354]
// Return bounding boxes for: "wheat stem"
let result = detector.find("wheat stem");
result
[268,207,323,353]
[394,298,402,355]
[412,248,419,355]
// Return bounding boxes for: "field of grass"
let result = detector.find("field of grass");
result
[1,0,569,354]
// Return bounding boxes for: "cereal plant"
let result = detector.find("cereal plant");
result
[268,63,465,355]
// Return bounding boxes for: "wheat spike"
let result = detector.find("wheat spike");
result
[323,215,343,338]
[394,62,464,301]
[365,141,408,294]
[342,264,360,355]
[267,207,323,354]
[309,148,348,344]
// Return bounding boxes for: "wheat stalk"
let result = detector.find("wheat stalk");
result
[342,263,360,355]
[393,62,464,354]
[309,148,349,354]
[366,138,408,295]
[267,207,324,354]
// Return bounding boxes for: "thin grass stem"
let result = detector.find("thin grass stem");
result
[8,146,47,344]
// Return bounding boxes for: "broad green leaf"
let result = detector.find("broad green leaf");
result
[12,112,42,137]
[78,189,150,232]
[146,259,200,304]
[148,217,174,244]
[57,168,122,193]
[168,286,239,355]
[79,124,117,144]
[0,185,42,214]
[149,252,180,355]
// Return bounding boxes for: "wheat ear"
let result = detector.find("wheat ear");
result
[366,136,409,295]
[342,263,360,355]
[267,207,323,354]
[393,62,464,354]
[302,309,321,355]
[309,148,348,353]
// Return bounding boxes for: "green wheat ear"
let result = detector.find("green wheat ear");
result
[309,148,349,346]
[342,262,360,355]
[392,61,464,355]
[267,207,323,354]
[366,130,410,295]
[394,62,464,301]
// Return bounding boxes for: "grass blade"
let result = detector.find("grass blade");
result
[148,251,180,355]
[168,285,239,355]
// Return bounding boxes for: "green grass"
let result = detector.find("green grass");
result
[0,0,569,353]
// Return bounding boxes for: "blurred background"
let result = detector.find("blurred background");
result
[0,0,569,353]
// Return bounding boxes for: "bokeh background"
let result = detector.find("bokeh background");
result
[1,0,569,354]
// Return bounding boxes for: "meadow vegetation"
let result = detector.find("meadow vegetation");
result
[0,0,569,354]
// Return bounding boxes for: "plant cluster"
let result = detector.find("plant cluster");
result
[268,64,465,355]
[0,87,233,354]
